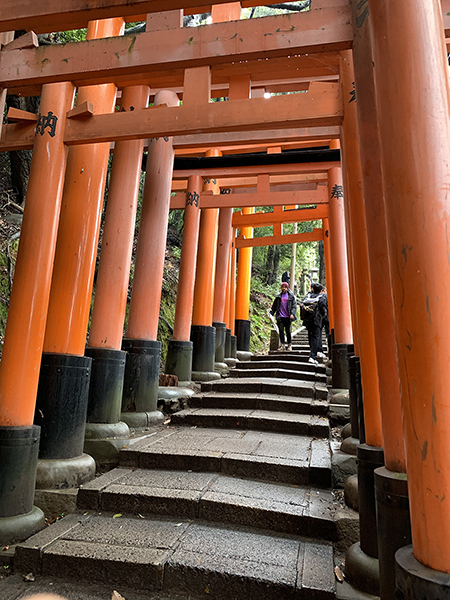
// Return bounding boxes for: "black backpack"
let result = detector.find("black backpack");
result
[300,295,319,322]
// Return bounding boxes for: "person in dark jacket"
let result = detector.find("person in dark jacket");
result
[300,282,328,365]
[270,281,297,350]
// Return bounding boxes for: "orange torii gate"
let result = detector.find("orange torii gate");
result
[0,2,449,599]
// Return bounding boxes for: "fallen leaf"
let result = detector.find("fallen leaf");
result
[113,513,122,519]
[112,592,126,600]
[174,523,183,527]
[334,565,344,583]
[2,546,9,551]
[23,573,35,582]
[138,514,145,519]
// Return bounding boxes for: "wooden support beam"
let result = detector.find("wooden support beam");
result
[171,173,329,191]
[3,31,38,50]
[0,8,351,91]
[6,107,37,123]
[173,127,340,152]
[235,228,323,248]
[170,186,327,209]
[66,101,94,119]
[233,205,328,227]
[0,82,342,152]
[173,161,339,180]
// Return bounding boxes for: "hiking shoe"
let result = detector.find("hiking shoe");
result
[317,352,326,359]
[287,344,292,351]
[279,344,286,351]
[308,357,318,365]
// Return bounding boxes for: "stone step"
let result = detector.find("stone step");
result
[245,358,318,372]
[15,513,335,600]
[77,468,339,542]
[119,426,332,488]
[200,377,328,400]
[189,391,328,416]
[171,408,330,438]
[229,367,327,384]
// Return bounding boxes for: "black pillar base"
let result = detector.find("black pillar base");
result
[331,343,354,389]
[35,353,92,460]
[346,541,380,597]
[0,425,44,545]
[396,545,450,599]
[230,335,237,359]
[358,443,385,558]
[121,339,162,420]
[190,325,215,373]
[85,347,126,424]
[348,355,360,440]
[213,322,227,363]
[235,319,251,352]
[166,339,193,383]
[375,467,412,600]
[225,328,232,358]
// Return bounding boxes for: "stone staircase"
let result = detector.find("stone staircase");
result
[12,331,358,600]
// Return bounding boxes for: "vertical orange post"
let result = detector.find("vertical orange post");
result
[166,176,202,383]
[327,165,353,345]
[370,0,450,577]
[43,19,124,355]
[191,155,221,377]
[88,85,149,350]
[350,11,405,476]
[230,231,237,337]
[0,82,75,427]
[235,206,254,353]
[213,208,233,325]
[121,89,178,424]
[0,79,74,540]
[83,85,149,437]
[212,206,233,365]
[340,52,383,449]
[191,154,221,327]
[35,19,123,483]
[322,217,334,331]
[126,90,179,341]
[211,2,241,22]
[172,176,203,342]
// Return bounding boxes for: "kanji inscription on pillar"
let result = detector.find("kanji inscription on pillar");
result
[331,184,344,200]
[35,111,58,137]
[186,191,199,207]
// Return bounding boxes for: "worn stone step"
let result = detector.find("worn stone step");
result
[189,391,328,416]
[245,359,318,372]
[14,513,335,600]
[200,377,328,400]
[78,468,340,542]
[119,427,332,488]
[229,367,327,384]
[171,408,330,438]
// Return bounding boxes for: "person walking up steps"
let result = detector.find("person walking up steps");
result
[300,282,328,365]
[270,281,297,351]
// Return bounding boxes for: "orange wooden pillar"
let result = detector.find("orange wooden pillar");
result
[212,207,233,365]
[229,230,238,358]
[166,175,202,383]
[191,152,221,379]
[369,0,450,591]
[35,18,123,489]
[235,206,254,353]
[83,85,149,448]
[326,164,354,390]
[350,6,409,598]
[340,50,386,589]
[122,89,179,426]
[0,80,74,544]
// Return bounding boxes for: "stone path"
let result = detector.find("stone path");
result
[9,329,363,600]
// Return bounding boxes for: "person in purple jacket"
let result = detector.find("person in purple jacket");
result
[270,281,297,351]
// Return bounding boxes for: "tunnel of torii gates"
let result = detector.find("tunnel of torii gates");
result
[0,0,449,598]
